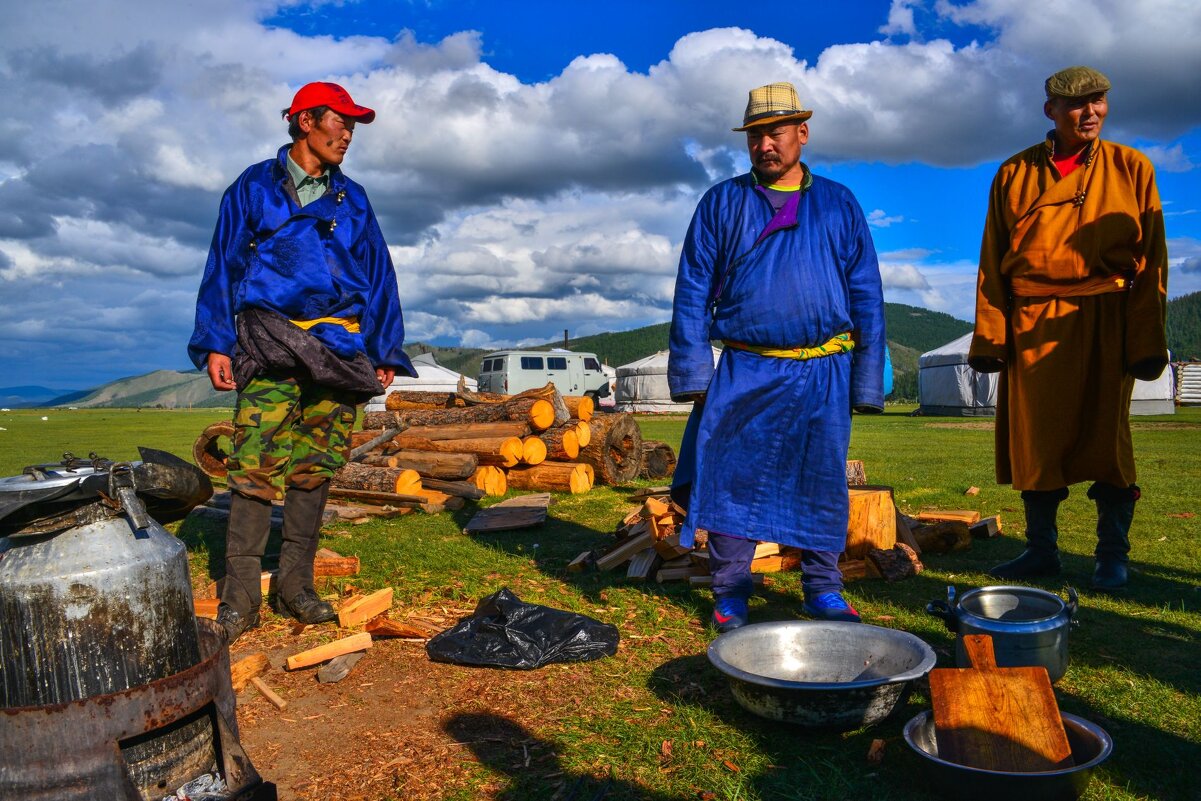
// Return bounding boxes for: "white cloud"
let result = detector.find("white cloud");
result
[867,209,905,228]
[1,0,1199,385]
[879,262,932,290]
[1139,144,1195,174]
[880,0,920,39]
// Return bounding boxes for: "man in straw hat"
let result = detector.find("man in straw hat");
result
[969,66,1169,591]
[669,82,886,631]
[189,82,414,642]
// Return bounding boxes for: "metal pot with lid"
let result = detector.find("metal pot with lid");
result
[926,584,1078,683]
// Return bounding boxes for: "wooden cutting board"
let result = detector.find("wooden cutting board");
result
[929,633,1074,772]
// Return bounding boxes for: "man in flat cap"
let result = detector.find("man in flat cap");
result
[669,82,886,630]
[190,82,414,642]
[970,66,1169,591]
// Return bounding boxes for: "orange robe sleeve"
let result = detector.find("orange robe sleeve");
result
[1124,157,1169,379]
[969,168,1012,371]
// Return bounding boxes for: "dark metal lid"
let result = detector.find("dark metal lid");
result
[0,448,212,538]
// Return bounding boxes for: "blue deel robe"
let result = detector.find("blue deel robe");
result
[668,170,886,552]
[189,145,414,377]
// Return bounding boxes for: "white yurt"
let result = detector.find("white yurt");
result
[1131,361,1175,414]
[917,333,998,416]
[918,333,1176,416]
[615,347,721,413]
[364,352,478,412]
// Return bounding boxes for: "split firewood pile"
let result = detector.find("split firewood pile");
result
[575,461,1003,584]
[196,546,447,697]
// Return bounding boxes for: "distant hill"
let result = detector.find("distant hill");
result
[48,302,972,408]
[1168,291,1201,361]
[534,323,673,368]
[62,370,235,410]
[883,303,973,355]
[0,385,87,408]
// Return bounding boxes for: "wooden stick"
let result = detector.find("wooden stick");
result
[365,615,442,639]
[250,676,288,710]
[313,555,361,577]
[194,598,219,619]
[327,486,428,506]
[416,477,486,500]
[286,632,373,670]
[230,652,271,692]
[338,587,394,628]
[349,426,405,461]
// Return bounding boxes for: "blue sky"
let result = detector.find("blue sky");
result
[1,0,1199,389]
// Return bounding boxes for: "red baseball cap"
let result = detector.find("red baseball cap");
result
[286,82,376,124]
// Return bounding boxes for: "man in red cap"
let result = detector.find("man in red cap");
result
[189,82,414,643]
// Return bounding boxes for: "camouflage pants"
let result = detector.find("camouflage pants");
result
[227,374,358,501]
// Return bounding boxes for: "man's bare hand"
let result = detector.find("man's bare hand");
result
[376,367,395,388]
[207,353,237,391]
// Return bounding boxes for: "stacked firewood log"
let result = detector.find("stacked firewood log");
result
[353,383,644,498]
[190,383,646,522]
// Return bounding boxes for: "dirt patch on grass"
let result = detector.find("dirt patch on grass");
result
[1129,422,1201,430]
[228,609,628,801]
[922,421,994,430]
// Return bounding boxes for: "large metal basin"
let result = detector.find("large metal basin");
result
[903,710,1112,800]
[707,621,936,730]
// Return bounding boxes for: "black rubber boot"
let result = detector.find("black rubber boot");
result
[274,481,336,624]
[1089,483,1137,591]
[220,491,273,628]
[988,488,1068,580]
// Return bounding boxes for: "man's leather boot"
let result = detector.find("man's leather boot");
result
[219,492,273,641]
[1089,482,1136,591]
[988,488,1068,580]
[274,481,336,624]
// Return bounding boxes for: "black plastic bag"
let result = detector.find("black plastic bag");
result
[426,587,619,669]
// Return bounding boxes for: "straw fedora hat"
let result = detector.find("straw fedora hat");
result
[733,82,813,131]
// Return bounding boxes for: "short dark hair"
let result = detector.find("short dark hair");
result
[282,105,332,141]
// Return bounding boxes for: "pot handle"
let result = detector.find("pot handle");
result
[926,586,959,632]
[1065,586,1079,626]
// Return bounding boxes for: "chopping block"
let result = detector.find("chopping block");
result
[929,633,1074,772]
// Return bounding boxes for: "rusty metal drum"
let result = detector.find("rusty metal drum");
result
[0,451,218,799]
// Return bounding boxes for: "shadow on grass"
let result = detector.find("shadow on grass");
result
[899,539,1201,696]
[444,712,678,801]
[646,654,933,801]
[1055,703,1201,801]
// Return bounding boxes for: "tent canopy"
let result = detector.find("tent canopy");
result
[917,333,997,416]
[917,332,1175,416]
[615,348,720,413]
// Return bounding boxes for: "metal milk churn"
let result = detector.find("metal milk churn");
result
[0,449,216,799]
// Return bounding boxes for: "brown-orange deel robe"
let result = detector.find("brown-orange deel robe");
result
[969,136,1169,491]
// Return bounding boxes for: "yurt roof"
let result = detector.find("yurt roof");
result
[617,347,721,376]
[919,332,975,369]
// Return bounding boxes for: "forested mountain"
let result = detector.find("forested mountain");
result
[883,304,973,355]
[1168,291,1201,361]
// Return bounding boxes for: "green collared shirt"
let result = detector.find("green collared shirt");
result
[286,152,329,207]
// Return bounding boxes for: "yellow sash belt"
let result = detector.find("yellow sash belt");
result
[723,332,854,360]
[290,316,361,333]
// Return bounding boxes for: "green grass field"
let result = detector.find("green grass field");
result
[1,406,1198,800]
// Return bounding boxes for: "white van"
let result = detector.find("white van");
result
[478,350,611,398]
